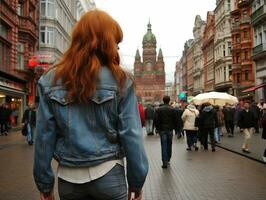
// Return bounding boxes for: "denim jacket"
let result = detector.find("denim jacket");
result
[33,67,148,193]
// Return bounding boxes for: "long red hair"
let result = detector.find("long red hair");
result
[54,10,127,102]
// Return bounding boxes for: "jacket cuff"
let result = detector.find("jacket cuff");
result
[35,181,54,193]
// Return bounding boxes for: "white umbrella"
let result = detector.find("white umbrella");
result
[190,92,238,106]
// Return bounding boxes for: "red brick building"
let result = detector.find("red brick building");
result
[202,11,215,92]
[0,0,39,121]
[231,0,255,99]
[134,22,165,104]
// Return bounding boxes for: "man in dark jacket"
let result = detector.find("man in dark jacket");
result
[0,104,10,136]
[250,101,260,133]
[144,104,155,135]
[238,101,255,153]
[22,104,36,145]
[199,103,218,152]
[223,104,235,137]
[154,96,177,168]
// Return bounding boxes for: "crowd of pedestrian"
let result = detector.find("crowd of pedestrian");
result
[138,97,266,166]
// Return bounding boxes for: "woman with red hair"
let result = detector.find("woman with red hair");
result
[33,10,148,200]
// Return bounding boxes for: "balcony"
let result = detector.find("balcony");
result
[253,43,266,59]
[18,16,38,38]
[251,5,266,25]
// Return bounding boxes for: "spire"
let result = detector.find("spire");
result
[135,49,141,61]
[158,48,163,58]
[147,19,152,32]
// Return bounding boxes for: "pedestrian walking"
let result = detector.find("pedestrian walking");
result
[238,101,255,153]
[234,103,243,133]
[22,104,36,145]
[138,102,145,128]
[214,106,224,144]
[250,101,260,133]
[12,108,19,126]
[33,10,148,200]
[262,108,266,163]
[258,99,266,128]
[0,104,6,136]
[0,104,10,136]
[181,104,199,151]
[154,96,177,168]
[145,104,155,135]
[174,104,184,139]
[199,103,218,152]
[223,103,235,137]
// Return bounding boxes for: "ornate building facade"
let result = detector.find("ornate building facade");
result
[192,15,206,95]
[231,0,254,99]
[251,0,266,100]
[202,11,215,92]
[214,0,233,93]
[134,22,165,104]
[0,0,39,121]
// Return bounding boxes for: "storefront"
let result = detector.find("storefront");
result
[0,76,27,127]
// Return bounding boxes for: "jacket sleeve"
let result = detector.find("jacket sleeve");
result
[33,78,57,193]
[118,81,149,192]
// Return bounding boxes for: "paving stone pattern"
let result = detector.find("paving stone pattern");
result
[0,132,266,200]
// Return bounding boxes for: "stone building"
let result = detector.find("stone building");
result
[214,0,233,94]
[134,22,165,104]
[38,0,96,73]
[231,0,254,100]
[186,39,195,96]
[192,15,206,95]
[251,0,266,100]
[202,11,215,92]
[0,0,39,121]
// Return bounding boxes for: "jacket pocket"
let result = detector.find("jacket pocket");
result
[91,89,119,143]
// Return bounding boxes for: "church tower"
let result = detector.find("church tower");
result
[133,21,165,104]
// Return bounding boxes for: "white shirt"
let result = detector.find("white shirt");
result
[57,159,124,184]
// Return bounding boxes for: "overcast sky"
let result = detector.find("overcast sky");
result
[95,0,216,82]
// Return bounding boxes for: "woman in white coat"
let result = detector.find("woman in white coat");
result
[182,104,199,151]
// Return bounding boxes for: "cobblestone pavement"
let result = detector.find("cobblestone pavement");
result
[0,132,266,200]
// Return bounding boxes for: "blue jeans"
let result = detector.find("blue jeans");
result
[58,164,127,200]
[26,123,34,143]
[159,131,173,163]
[214,127,221,143]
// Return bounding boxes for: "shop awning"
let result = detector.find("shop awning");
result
[242,83,266,93]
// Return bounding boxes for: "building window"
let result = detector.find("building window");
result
[40,26,54,45]
[17,43,24,70]
[41,0,55,18]
[0,42,11,68]
[244,51,249,60]
[245,71,249,80]
[244,30,249,39]
[237,73,241,83]
[0,22,8,39]
[17,3,23,16]
[227,0,231,11]
[259,32,263,45]
[236,34,241,43]
[223,45,226,57]
[236,52,240,63]
[228,42,232,56]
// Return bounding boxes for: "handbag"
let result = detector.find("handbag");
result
[21,124,27,136]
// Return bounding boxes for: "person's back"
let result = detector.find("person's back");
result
[154,96,176,168]
[34,10,148,200]
[145,105,155,120]
[155,104,176,131]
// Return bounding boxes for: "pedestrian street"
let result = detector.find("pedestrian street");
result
[0,131,266,200]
